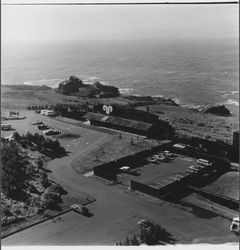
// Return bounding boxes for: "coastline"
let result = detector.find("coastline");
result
[1,83,238,145]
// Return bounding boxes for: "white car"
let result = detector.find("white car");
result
[120,166,131,172]
[230,217,239,234]
[189,165,199,172]
[41,110,55,116]
[164,151,175,158]
[4,135,14,141]
[147,157,159,164]
[1,123,11,131]
[70,204,89,214]
[197,158,212,167]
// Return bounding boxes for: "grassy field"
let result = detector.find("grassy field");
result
[72,134,161,174]
[137,105,238,144]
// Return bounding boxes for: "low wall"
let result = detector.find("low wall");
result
[94,167,117,182]
[130,180,160,198]
[1,208,72,239]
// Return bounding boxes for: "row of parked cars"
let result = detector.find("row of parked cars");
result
[188,159,213,173]
[147,151,176,164]
[32,120,63,136]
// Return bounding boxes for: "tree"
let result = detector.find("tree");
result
[130,234,139,245]
[13,132,21,142]
[1,142,27,197]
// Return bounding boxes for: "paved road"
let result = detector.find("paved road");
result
[2,112,239,245]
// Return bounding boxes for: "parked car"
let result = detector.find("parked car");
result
[4,135,14,141]
[120,166,131,172]
[230,217,239,235]
[197,158,212,167]
[147,157,160,164]
[71,204,89,215]
[120,166,138,175]
[163,151,175,158]
[189,165,199,172]
[38,124,50,130]
[32,120,43,125]
[1,123,11,131]
[41,110,56,116]
[43,129,60,135]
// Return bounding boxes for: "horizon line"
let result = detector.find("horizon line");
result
[3,1,239,5]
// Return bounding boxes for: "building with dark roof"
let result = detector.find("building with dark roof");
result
[83,112,173,139]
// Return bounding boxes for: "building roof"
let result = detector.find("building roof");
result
[83,112,153,132]
[203,171,239,201]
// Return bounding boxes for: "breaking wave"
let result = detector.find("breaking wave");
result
[220,99,239,107]
[181,104,207,111]
[170,97,182,105]
[23,76,111,88]
[217,90,239,97]
[23,78,64,88]
[119,88,134,94]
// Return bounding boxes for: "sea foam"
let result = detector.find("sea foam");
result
[23,78,64,88]
[221,99,239,107]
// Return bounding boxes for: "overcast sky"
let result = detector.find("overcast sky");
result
[2,1,239,44]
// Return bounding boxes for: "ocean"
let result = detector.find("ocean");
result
[1,39,239,116]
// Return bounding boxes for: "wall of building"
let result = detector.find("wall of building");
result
[130,180,160,198]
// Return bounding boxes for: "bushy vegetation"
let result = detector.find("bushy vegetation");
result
[1,134,68,229]
[116,222,175,246]
[1,141,29,197]
[12,131,66,156]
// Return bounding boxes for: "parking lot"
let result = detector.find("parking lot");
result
[117,153,198,187]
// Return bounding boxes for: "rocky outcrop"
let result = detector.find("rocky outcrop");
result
[58,76,119,98]
[204,105,231,116]
[58,76,84,94]
[93,81,119,98]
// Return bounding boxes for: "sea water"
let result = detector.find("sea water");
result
[1,39,239,116]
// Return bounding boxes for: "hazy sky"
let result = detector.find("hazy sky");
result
[2,1,239,44]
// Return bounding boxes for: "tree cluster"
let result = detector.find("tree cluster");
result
[116,222,174,246]
[12,131,65,155]
[1,141,29,197]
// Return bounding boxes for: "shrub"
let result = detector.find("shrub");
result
[41,191,62,210]
[2,207,12,216]
[48,184,67,195]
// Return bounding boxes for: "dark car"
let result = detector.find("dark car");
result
[38,124,50,130]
